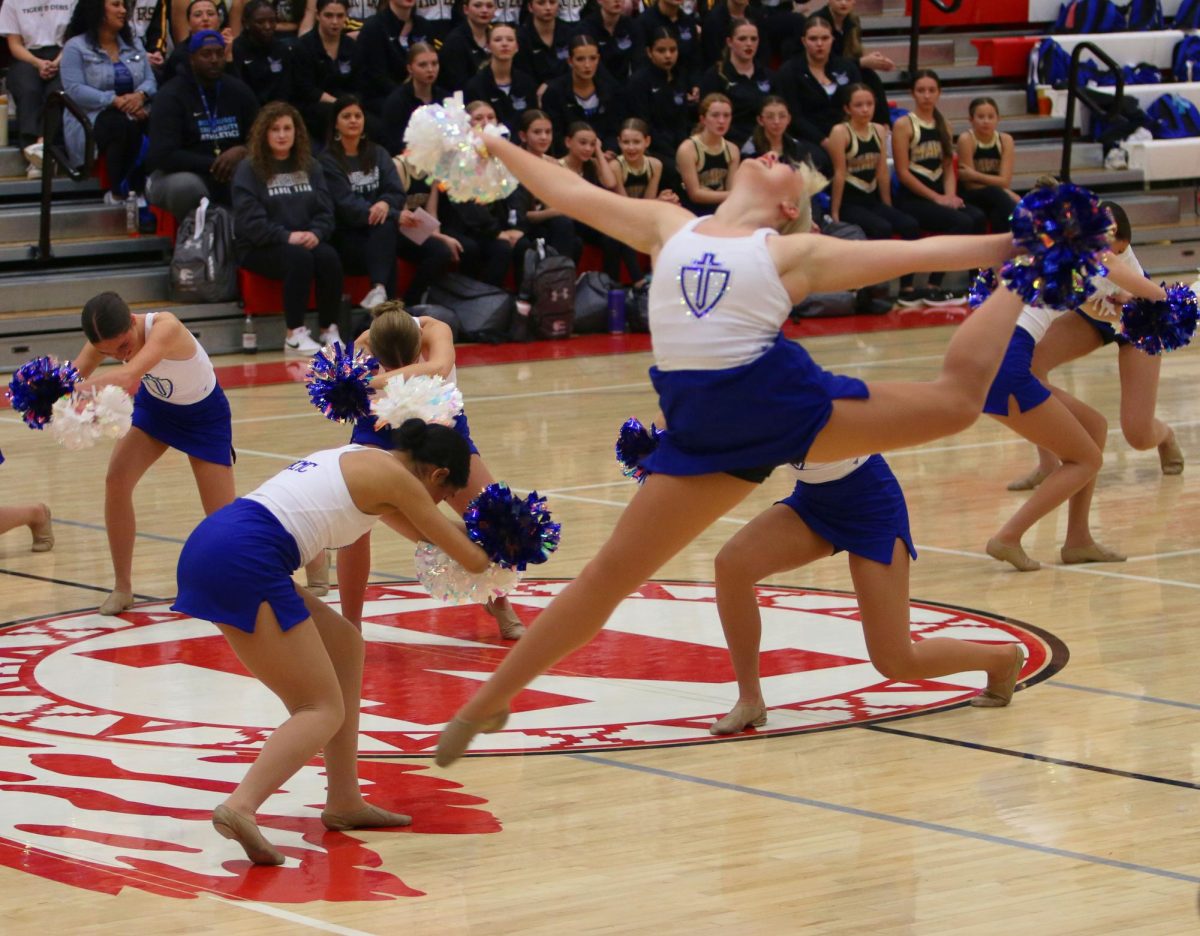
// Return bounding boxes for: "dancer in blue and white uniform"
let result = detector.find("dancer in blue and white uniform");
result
[73,291,236,616]
[173,419,491,864]
[334,301,526,638]
[435,133,1039,766]
[711,453,1019,737]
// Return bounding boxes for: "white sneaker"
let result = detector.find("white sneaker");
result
[319,324,342,347]
[26,164,41,179]
[358,284,388,309]
[284,326,321,355]
[23,142,43,168]
[103,191,120,206]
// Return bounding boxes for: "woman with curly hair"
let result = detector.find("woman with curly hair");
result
[232,101,345,354]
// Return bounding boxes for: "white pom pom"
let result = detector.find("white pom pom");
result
[49,395,101,450]
[402,97,518,204]
[414,542,520,605]
[372,374,464,429]
[92,385,133,439]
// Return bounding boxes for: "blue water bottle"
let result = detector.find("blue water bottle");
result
[607,288,627,334]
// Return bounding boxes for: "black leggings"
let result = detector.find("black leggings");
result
[239,241,344,330]
[839,188,920,240]
[578,222,643,284]
[337,221,398,290]
[442,230,513,287]
[93,108,147,195]
[962,184,1016,233]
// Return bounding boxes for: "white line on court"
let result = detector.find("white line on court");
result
[202,894,378,936]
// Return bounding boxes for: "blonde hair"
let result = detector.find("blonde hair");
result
[779,162,828,235]
[368,302,421,370]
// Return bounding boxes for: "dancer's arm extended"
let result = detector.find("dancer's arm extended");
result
[771,232,1013,300]
[1096,254,1167,302]
[485,134,692,255]
[73,312,191,395]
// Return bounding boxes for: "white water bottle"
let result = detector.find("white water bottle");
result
[125,191,138,236]
[242,313,257,354]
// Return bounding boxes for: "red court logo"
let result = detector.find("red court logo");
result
[0,581,1063,757]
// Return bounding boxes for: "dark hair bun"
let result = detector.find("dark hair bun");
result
[396,418,428,446]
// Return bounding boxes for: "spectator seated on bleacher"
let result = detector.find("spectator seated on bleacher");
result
[740,95,829,182]
[146,30,258,219]
[293,0,361,141]
[61,0,158,203]
[352,0,434,117]
[810,0,894,126]
[381,42,447,154]
[635,0,703,96]
[438,0,495,92]
[626,28,691,163]
[233,101,345,353]
[676,93,740,215]
[955,96,1019,234]
[463,24,537,138]
[575,0,638,83]
[129,0,170,69]
[538,34,625,153]
[229,0,296,106]
[230,0,311,42]
[698,18,771,149]
[517,0,572,91]
[511,109,583,264]
[771,15,861,175]
[0,0,72,177]
[169,0,231,47]
[160,0,234,85]
[702,0,768,72]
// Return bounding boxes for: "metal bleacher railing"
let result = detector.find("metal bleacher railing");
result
[35,91,93,263]
[906,0,964,81]
[1060,41,1124,182]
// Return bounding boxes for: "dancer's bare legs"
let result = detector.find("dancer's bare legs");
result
[0,502,53,551]
[100,428,168,614]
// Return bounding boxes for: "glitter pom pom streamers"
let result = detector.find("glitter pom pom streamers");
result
[1120,283,1198,355]
[1003,184,1112,310]
[414,541,521,604]
[306,342,377,423]
[967,268,998,311]
[48,385,134,451]
[403,97,518,204]
[6,357,79,429]
[615,417,663,483]
[464,483,560,571]
[372,374,464,429]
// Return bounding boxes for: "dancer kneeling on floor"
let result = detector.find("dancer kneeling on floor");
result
[172,419,489,864]
[711,454,1023,736]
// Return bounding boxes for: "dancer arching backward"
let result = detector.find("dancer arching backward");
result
[433,130,1035,767]
[711,454,1023,736]
[983,208,1167,572]
[1008,200,1184,492]
[173,420,490,865]
[72,292,237,616]
[336,302,526,639]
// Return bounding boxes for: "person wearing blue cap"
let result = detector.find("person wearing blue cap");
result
[145,25,259,220]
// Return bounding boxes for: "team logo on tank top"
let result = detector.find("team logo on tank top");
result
[680,252,731,318]
[141,373,174,399]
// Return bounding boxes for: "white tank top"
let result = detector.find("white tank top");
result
[244,444,382,565]
[788,456,867,485]
[1017,246,1143,343]
[649,217,793,370]
[415,316,459,386]
[139,312,217,405]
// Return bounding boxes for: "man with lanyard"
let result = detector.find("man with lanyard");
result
[145,30,260,220]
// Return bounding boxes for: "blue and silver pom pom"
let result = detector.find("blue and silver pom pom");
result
[615,417,663,484]
[1120,282,1198,355]
[403,97,518,203]
[1003,184,1113,310]
[306,342,378,423]
[464,483,561,571]
[6,357,79,429]
[414,541,521,605]
[967,268,998,311]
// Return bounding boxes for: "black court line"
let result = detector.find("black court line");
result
[0,567,161,601]
[862,723,1200,791]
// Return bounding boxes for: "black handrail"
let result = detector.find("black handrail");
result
[35,91,94,262]
[907,0,966,82]
[1060,41,1124,183]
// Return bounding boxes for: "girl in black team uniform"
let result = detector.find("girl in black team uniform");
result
[892,69,986,307]
[826,83,919,296]
[517,0,571,92]
[676,92,740,215]
[615,118,679,203]
[956,96,1019,234]
[577,0,637,83]
[698,18,772,148]
[381,43,448,154]
[627,28,691,164]
[514,109,582,260]
[437,0,493,91]
[538,34,624,154]
[463,23,537,138]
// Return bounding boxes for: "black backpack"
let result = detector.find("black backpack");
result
[425,273,514,344]
[171,198,237,303]
[574,271,619,334]
[520,238,576,340]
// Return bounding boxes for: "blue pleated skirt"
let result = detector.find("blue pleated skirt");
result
[778,454,916,565]
[983,326,1052,417]
[349,409,479,454]
[131,383,234,466]
[642,333,869,478]
[172,498,308,634]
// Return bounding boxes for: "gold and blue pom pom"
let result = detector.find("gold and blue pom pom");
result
[414,541,521,605]
[1120,283,1198,355]
[967,268,998,311]
[615,416,663,484]
[464,482,561,571]
[403,98,518,204]
[1004,184,1112,310]
[306,342,377,423]
[6,356,79,429]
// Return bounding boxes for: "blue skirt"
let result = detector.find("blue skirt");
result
[983,327,1052,417]
[172,498,308,634]
[1077,307,1128,347]
[778,455,916,565]
[643,333,869,478]
[349,409,479,455]
[132,384,234,466]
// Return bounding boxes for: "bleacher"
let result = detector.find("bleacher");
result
[1,0,1197,368]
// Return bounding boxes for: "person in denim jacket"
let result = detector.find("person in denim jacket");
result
[62,0,158,201]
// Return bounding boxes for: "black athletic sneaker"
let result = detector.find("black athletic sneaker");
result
[923,288,967,307]
[896,287,927,309]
